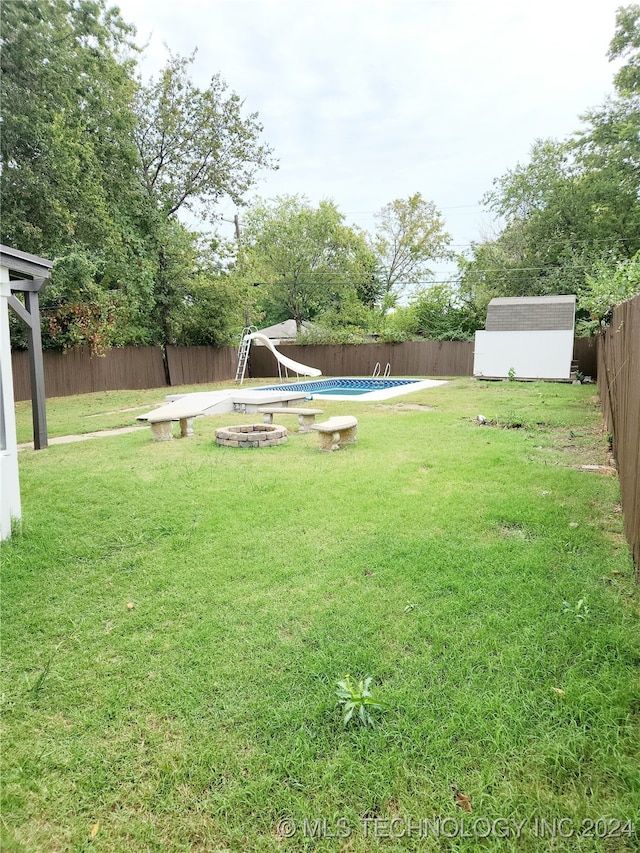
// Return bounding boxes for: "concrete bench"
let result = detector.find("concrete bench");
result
[137,405,203,441]
[258,406,324,433]
[232,391,308,414]
[310,416,358,451]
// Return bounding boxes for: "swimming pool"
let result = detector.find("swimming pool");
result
[255,377,447,401]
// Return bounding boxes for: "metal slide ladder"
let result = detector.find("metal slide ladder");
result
[235,326,256,384]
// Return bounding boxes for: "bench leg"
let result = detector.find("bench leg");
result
[179,416,195,437]
[339,425,357,444]
[316,426,357,450]
[262,413,274,424]
[150,420,173,441]
[298,414,315,433]
[317,431,336,451]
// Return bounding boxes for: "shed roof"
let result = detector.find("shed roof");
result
[485,295,576,332]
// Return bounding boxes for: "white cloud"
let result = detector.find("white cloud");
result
[116,0,624,260]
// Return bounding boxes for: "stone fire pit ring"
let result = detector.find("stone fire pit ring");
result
[215,423,287,448]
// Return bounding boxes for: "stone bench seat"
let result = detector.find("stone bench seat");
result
[310,416,358,451]
[137,404,203,441]
[231,392,308,413]
[258,406,324,432]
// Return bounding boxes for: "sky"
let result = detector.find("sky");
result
[115,0,624,280]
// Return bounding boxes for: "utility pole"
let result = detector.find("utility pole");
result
[220,213,241,246]
[221,213,250,327]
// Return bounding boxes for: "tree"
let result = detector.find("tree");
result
[461,127,640,310]
[459,6,640,315]
[134,53,275,222]
[371,193,452,304]
[133,53,276,351]
[0,0,162,350]
[577,252,640,334]
[162,233,245,346]
[1,5,276,354]
[408,284,481,341]
[242,195,378,330]
[608,3,640,96]
[1,0,140,256]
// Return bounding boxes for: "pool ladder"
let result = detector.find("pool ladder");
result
[372,362,391,378]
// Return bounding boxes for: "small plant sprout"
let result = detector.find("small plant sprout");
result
[562,597,590,620]
[336,674,386,727]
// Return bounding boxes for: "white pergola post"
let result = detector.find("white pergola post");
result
[0,266,21,539]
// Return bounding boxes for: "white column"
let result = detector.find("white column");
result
[0,265,21,538]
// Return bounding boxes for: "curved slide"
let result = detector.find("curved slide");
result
[245,332,322,377]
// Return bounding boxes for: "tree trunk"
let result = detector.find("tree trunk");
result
[157,246,172,385]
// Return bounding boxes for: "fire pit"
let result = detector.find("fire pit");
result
[215,423,287,448]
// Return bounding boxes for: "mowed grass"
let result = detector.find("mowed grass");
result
[2,378,639,852]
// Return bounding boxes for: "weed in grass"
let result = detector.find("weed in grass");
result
[28,656,53,701]
[499,409,526,428]
[27,640,65,702]
[562,597,591,620]
[336,675,386,727]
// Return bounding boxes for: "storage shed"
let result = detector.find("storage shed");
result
[473,295,576,381]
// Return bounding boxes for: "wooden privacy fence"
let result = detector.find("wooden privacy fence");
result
[249,340,476,378]
[11,346,167,400]
[597,293,640,578]
[165,345,237,386]
[11,345,238,401]
[572,337,598,378]
[249,339,598,379]
[12,337,600,401]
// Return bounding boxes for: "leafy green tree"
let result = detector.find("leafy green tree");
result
[460,129,639,309]
[313,287,372,334]
[476,138,627,296]
[2,5,273,354]
[166,235,246,346]
[573,6,640,258]
[409,284,481,340]
[0,0,160,349]
[371,193,452,304]
[134,53,275,221]
[39,252,118,354]
[460,6,640,314]
[577,252,640,334]
[242,196,378,330]
[1,0,140,255]
[133,52,276,349]
[608,3,640,95]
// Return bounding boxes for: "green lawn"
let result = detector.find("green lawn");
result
[2,378,639,852]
